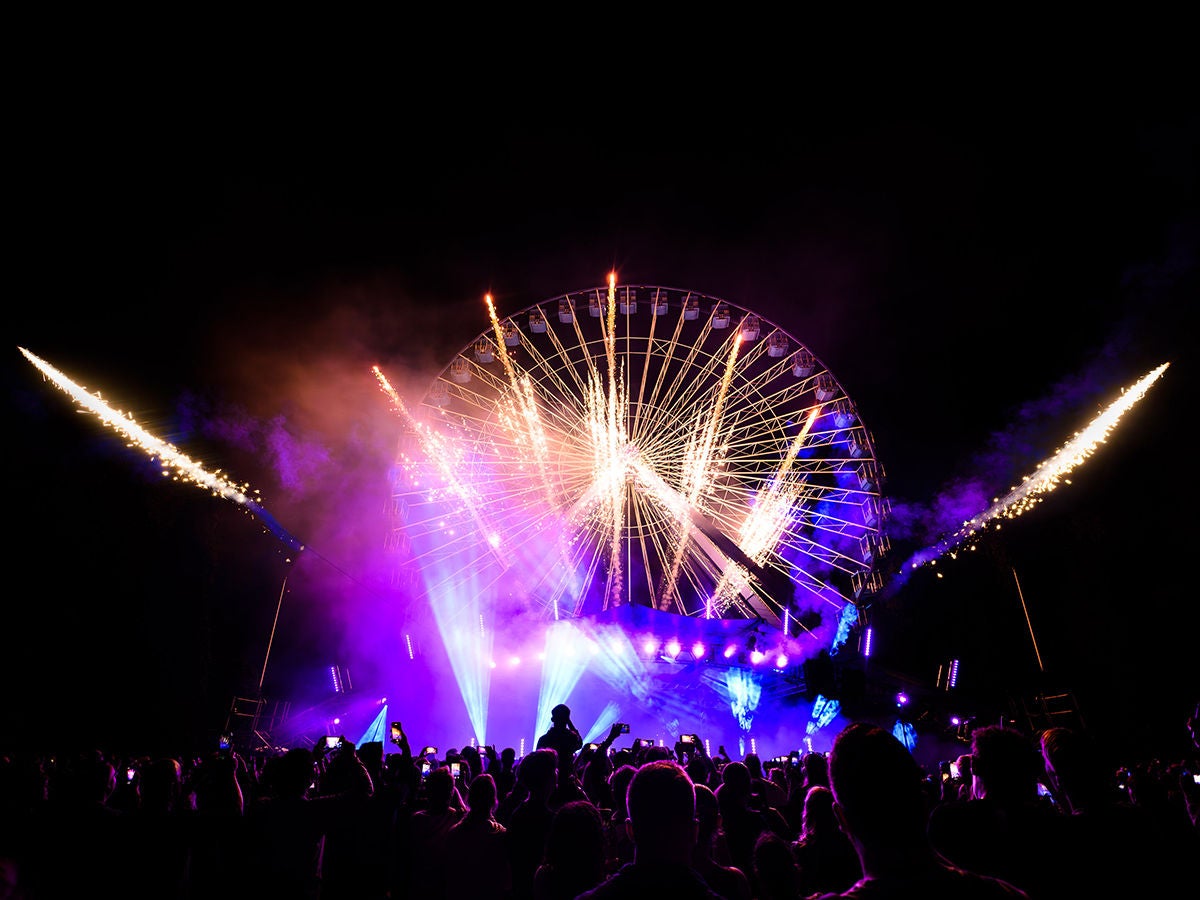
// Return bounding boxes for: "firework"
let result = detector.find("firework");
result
[19,347,304,552]
[909,362,1170,569]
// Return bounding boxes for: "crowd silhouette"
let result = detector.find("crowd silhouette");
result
[1,704,1197,899]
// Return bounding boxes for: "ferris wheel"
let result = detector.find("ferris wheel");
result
[389,280,889,640]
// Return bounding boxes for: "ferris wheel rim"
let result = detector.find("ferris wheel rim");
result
[394,282,889,639]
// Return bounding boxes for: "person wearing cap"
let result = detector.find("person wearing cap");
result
[537,703,584,777]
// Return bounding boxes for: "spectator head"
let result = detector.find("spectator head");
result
[969,725,1039,802]
[384,752,406,781]
[643,744,674,763]
[744,752,765,780]
[801,784,838,838]
[551,704,571,724]
[465,772,497,817]
[625,759,699,863]
[802,751,830,789]
[609,764,637,817]
[718,760,753,804]
[545,799,606,870]
[685,754,713,789]
[1039,726,1106,810]
[425,766,456,809]
[827,722,928,850]
[359,740,383,765]
[60,750,117,806]
[460,744,482,776]
[138,757,184,812]
[517,748,559,799]
[753,831,800,899]
[582,752,612,798]
[270,747,315,801]
[694,782,721,841]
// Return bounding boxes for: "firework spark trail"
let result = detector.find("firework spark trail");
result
[662,331,744,615]
[738,405,822,562]
[907,361,1170,570]
[704,404,824,617]
[19,346,305,552]
[484,293,589,617]
[485,294,559,512]
[372,365,508,569]
[596,274,627,608]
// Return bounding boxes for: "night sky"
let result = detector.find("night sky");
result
[7,88,1196,764]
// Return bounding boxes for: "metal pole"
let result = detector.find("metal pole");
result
[258,573,289,695]
[1011,567,1045,673]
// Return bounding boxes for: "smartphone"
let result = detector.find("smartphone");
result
[618,723,631,734]
[949,761,960,779]
[126,767,136,783]
[586,742,601,752]
[325,735,342,750]
[634,738,653,749]
[450,762,461,777]
[790,756,800,767]
[219,734,231,751]
[1193,773,1200,785]
[421,760,431,777]
[390,722,402,742]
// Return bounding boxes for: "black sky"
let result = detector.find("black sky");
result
[7,87,1197,762]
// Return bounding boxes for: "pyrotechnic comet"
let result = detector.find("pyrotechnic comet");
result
[907,361,1170,569]
[372,364,508,569]
[19,346,305,553]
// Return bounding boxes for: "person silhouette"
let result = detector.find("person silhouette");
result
[1183,700,1200,830]
[533,798,608,900]
[789,784,860,896]
[445,773,511,899]
[810,721,1030,898]
[692,782,752,900]
[576,759,724,899]
[1039,725,1195,895]
[506,748,559,900]
[926,724,1066,899]
[537,704,583,776]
